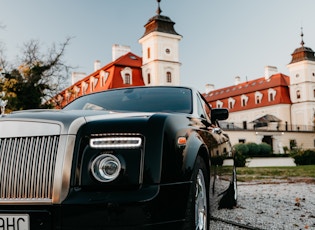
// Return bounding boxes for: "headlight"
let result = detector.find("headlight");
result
[91,154,121,182]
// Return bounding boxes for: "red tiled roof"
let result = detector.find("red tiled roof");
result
[203,73,292,112]
[53,52,144,108]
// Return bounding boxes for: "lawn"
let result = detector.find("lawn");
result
[234,165,315,182]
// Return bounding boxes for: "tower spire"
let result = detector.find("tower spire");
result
[156,0,162,15]
[300,27,305,47]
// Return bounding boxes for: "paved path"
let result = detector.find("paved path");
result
[223,157,296,167]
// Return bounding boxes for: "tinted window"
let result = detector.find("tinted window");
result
[63,87,193,114]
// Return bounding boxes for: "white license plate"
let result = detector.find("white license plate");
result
[0,214,30,230]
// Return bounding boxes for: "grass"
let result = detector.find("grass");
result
[231,165,315,182]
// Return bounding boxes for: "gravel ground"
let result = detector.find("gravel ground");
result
[210,179,315,230]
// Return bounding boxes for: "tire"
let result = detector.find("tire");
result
[183,156,209,230]
[219,166,237,209]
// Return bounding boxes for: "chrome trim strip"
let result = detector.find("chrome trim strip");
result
[0,120,61,137]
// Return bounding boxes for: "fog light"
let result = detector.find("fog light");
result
[91,154,121,182]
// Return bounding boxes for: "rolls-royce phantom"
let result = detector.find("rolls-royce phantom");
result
[0,86,236,230]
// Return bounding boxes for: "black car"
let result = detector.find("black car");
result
[0,86,237,230]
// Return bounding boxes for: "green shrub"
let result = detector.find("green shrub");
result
[246,142,261,156]
[233,143,249,167]
[259,142,272,155]
[291,149,315,165]
[234,151,247,167]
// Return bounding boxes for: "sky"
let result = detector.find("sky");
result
[1,0,315,93]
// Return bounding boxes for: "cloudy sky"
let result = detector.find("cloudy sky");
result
[1,0,315,92]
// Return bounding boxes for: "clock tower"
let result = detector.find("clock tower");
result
[287,29,315,129]
[139,0,182,86]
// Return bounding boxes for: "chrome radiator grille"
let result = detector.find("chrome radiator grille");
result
[0,135,59,200]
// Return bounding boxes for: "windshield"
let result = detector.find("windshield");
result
[63,87,193,114]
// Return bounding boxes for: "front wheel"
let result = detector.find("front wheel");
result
[183,156,209,230]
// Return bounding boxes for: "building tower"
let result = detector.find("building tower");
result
[287,29,315,130]
[139,0,182,86]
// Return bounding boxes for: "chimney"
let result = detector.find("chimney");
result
[94,60,101,71]
[264,66,278,80]
[205,84,215,94]
[71,72,86,85]
[112,44,131,61]
[235,76,241,85]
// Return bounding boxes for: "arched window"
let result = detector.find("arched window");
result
[296,90,301,99]
[147,47,151,59]
[216,100,223,108]
[241,94,248,107]
[147,73,151,84]
[228,97,235,109]
[166,72,172,83]
[255,91,263,104]
[268,88,276,102]
[121,67,132,84]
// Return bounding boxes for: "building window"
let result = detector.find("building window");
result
[121,67,132,84]
[255,91,263,104]
[268,88,276,102]
[147,73,151,84]
[296,90,301,99]
[243,121,247,130]
[228,97,235,109]
[165,48,170,54]
[241,94,248,107]
[290,139,297,150]
[166,72,172,83]
[239,139,245,143]
[147,47,151,59]
[124,73,131,84]
[296,74,300,78]
[216,100,223,108]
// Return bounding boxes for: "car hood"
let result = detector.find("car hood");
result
[0,109,154,137]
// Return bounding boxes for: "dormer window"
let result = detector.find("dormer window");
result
[228,97,235,109]
[216,100,223,108]
[255,91,263,104]
[100,70,109,87]
[268,88,276,102]
[121,67,132,85]
[241,94,248,107]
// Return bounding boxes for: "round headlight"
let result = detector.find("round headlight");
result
[91,154,121,182]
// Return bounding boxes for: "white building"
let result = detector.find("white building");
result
[204,33,315,153]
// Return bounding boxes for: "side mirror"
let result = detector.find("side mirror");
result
[211,108,229,122]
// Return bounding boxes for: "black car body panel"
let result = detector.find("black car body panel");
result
[0,86,235,229]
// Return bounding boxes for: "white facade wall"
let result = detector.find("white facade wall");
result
[226,130,315,153]
[139,32,181,86]
[227,104,291,129]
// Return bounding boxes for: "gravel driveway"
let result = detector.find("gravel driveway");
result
[210,179,315,229]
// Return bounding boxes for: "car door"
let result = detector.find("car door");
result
[196,93,234,210]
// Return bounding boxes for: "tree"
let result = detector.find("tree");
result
[0,38,72,111]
